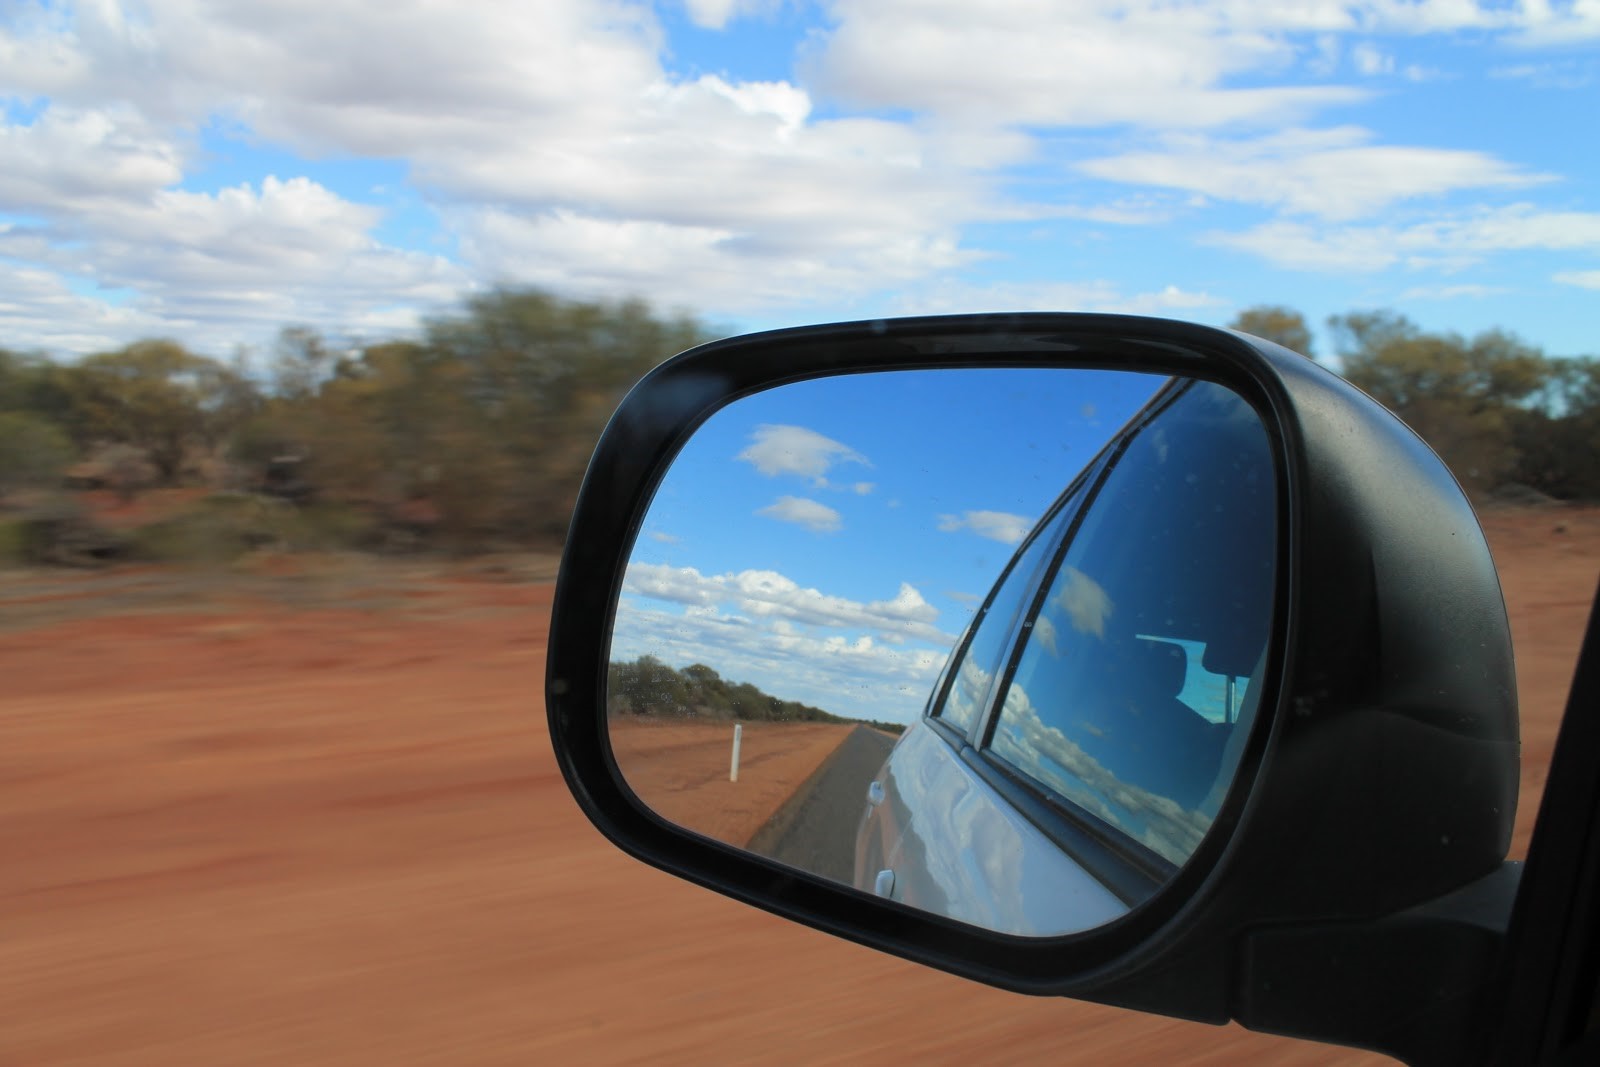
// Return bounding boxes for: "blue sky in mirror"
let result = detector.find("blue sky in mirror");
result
[610,367,1166,724]
[1,2,1597,360]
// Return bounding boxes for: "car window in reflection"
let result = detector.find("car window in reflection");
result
[986,380,1277,867]
[934,486,1079,737]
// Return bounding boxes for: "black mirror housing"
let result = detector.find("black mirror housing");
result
[545,314,1518,1063]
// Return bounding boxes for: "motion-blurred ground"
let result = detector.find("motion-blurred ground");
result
[3,507,1596,1065]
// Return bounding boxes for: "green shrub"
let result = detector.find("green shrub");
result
[127,495,378,563]
[0,520,27,567]
[280,502,377,551]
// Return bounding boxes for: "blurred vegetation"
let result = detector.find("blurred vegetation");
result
[1229,305,1315,359]
[608,655,907,735]
[0,288,709,566]
[0,291,1595,571]
[1230,305,1599,504]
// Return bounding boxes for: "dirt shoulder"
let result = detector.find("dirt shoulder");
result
[610,717,857,848]
[1,508,1595,1064]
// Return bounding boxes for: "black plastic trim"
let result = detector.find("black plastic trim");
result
[1491,576,1600,1065]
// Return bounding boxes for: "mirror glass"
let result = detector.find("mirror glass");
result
[608,367,1277,937]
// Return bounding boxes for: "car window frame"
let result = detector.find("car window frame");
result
[925,459,1101,749]
[968,377,1270,899]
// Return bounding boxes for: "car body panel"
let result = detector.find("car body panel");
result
[856,719,1128,935]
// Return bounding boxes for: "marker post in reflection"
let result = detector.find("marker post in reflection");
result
[730,723,742,782]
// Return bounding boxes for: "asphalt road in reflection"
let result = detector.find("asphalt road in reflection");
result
[749,725,897,884]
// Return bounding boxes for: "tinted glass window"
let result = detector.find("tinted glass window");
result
[935,494,1076,737]
[986,381,1276,866]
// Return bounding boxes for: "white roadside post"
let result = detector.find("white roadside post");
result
[730,723,743,782]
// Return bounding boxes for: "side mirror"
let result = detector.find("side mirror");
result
[546,314,1519,1065]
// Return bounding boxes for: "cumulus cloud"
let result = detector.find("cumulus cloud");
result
[737,424,870,483]
[681,0,774,31]
[756,495,843,533]
[891,279,1222,317]
[0,260,166,354]
[1080,127,1547,221]
[0,102,466,352]
[937,510,1033,545]
[0,0,1592,352]
[1209,204,1600,272]
[1399,283,1510,301]
[610,597,950,721]
[0,107,185,212]
[808,0,1368,129]
[0,1,997,348]
[623,562,949,644]
[1351,42,1395,76]
[1054,567,1115,639]
[615,561,957,720]
[1555,270,1600,290]
[1491,62,1596,90]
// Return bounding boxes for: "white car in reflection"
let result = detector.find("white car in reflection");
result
[854,377,1279,936]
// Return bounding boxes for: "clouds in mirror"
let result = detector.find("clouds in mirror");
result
[936,510,1032,544]
[614,562,954,720]
[756,495,842,533]
[623,562,946,644]
[736,424,871,485]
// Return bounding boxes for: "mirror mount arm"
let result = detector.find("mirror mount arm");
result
[1234,861,1520,1067]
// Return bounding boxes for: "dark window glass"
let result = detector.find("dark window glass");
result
[986,380,1276,866]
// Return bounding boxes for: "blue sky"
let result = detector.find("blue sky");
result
[609,367,1167,722]
[0,2,1597,362]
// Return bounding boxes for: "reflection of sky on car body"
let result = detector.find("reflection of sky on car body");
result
[609,367,1166,723]
[990,682,1214,865]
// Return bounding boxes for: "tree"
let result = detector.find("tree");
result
[53,341,251,484]
[0,412,74,498]
[1510,356,1600,501]
[422,289,712,541]
[1329,310,1548,497]
[1230,306,1314,358]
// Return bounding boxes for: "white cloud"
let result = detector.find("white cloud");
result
[1053,567,1115,639]
[1555,270,1600,290]
[681,0,774,31]
[0,173,469,354]
[1210,204,1600,272]
[1491,62,1596,90]
[938,510,1033,545]
[809,0,1369,130]
[1398,283,1509,300]
[0,107,185,213]
[892,280,1221,317]
[736,424,870,483]
[622,561,950,645]
[647,530,681,544]
[0,1,997,344]
[610,597,949,722]
[1508,1,1600,45]
[1352,42,1395,75]
[852,482,875,495]
[0,0,1594,351]
[757,495,843,533]
[1081,127,1547,221]
[0,261,165,354]
[806,1,1589,132]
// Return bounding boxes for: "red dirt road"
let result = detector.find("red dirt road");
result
[3,510,1596,1065]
